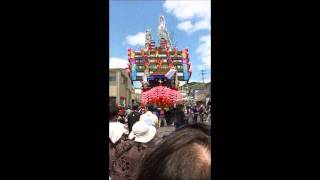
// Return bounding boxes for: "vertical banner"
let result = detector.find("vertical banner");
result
[131,64,137,81]
[183,64,188,80]
[182,58,188,81]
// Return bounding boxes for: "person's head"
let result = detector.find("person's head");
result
[134,123,211,180]
[129,121,157,143]
[176,104,184,111]
[146,104,154,112]
[109,122,128,144]
[132,104,139,111]
[109,103,119,122]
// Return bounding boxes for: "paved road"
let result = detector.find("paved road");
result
[157,126,175,138]
[157,120,211,138]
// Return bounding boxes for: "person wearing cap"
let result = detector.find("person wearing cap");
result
[139,104,159,129]
[128,121,157,144]
[109,116,131,180]
[110,121,159,180]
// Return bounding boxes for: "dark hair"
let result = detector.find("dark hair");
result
[134,123,211,180]
[146,104,154,112]
[132,104,139,111]
[176,104,184,111]
[109,103,119,121]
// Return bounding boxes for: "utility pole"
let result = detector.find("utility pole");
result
[200,68,206,83]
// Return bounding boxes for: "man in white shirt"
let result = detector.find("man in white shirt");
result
[139,105,159,129]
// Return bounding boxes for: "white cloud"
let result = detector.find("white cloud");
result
[177,21,194,32]
[163,0,211,34]
[163,0,210,21]
[125,32,145,46]
[177,20,211,34]
[196,34,211,68]
[109,57,128,69]
[194,19,211,31]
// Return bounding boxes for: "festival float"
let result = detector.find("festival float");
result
[127,16,192,108]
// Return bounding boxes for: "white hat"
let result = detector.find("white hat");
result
[109,122,128,144]
[129,121,156,143]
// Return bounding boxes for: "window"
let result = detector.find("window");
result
[109,76,116,81]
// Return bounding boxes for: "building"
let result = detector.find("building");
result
[194,82,211,102]
[109,68,134,107]
[179,82,211,104]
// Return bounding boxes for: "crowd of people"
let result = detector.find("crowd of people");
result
[113,100,211,130]
[109,101,212,180]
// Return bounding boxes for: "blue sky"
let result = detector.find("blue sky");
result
[109,0,211,88]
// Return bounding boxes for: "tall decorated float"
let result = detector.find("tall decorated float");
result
[127,16,192,108]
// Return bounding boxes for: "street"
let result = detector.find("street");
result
[157,120,211,138]
[157,126,175,138]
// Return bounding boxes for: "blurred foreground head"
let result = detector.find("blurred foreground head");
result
[134,123,211,180]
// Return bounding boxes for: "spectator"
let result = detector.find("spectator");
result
[110,121,160,180]
[128,121,158,145]
[134,123,211,180]
[125,106,132,119]
[139,107,145,114]
[194,101,205,123]
[117,106,126,124]
[165,108,173,126]
[129,120,162,149]
[159,108,167,127]
[185,105,192,124]
[155,107,160,119]
[109,119,130,180]
[127,104,141,133]
[109,103,119,122]
[118,106,125,117]
[109,121,129,144]
[139,104,159,128]
[172,104,186,129]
